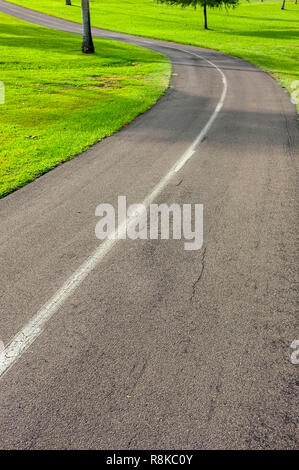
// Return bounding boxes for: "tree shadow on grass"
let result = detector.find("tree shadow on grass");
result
[218,28,299,40]
[229,14,299,23]
[0,23,167,65]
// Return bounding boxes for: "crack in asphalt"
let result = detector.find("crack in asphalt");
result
[190,247,207,303]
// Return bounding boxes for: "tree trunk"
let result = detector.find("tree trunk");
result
[81,0,95,53]
[203,2,208,30]
[281,0,286,9]
[65,0,72,5]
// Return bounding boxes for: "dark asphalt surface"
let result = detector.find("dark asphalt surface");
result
[0,0,298,450]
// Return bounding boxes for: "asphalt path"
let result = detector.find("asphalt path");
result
[0,0,298,449]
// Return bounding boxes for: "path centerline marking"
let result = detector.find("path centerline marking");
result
[0,18,227,378]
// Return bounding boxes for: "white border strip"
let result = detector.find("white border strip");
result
[0,47,227,378]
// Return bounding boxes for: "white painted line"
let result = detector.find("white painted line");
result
[0,45,227,379]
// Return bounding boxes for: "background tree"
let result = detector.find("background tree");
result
[65,0,72,5]
[281,0,286,8]
[81,0,94,53]
[157,0,239,30]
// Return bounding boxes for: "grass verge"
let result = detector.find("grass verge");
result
[0,11,170,197]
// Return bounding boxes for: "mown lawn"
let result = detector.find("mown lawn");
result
[0,12,170,197]
[8,0,298,101]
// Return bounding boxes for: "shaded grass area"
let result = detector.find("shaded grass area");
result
[0,12,170,197]
[8,0,299,103]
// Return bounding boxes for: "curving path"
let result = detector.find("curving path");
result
[0,0,298,449]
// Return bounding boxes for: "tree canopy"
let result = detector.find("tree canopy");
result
[157,0,240,30]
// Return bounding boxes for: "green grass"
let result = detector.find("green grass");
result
[0,12,170,197]
[8,0,299,101]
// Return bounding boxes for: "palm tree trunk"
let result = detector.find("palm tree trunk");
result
[81,0,95,54]
[281,0,286,9]
[65,0,72,5]
[203,2,208,30]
